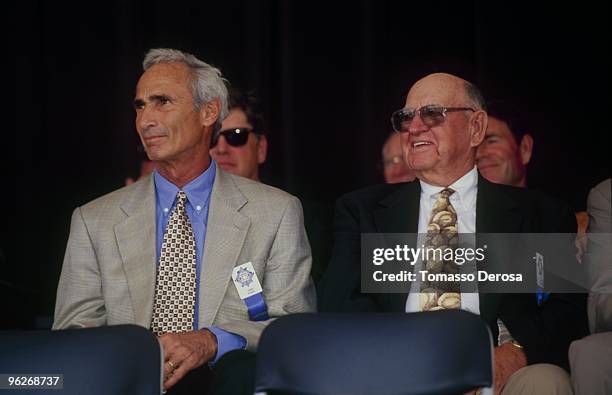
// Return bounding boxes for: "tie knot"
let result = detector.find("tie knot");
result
[439,188,455,198]
[176,191,188,207]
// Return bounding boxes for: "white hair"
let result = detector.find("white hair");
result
[143,48,229,132]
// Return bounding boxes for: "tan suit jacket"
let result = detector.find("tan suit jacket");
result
[586,178,612,333]
[53,167,316,350]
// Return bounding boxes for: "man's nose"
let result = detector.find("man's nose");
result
[212,135,229,154]
[407,114,429,134]
[138,107,158,131]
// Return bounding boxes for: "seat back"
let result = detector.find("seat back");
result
[0,324,162,395]
[255,310,493,395]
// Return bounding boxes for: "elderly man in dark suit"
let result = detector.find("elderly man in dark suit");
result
[319,73,587,394]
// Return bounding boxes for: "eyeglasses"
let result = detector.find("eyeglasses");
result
[211,128,254,147]
[391,105,475,133]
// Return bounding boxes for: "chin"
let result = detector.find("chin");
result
[142,145,161,158]
[481,172,502,184]
[218,164,234,172]
[408,160,436,173]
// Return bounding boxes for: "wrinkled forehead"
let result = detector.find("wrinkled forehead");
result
[136,62,192,93]
[404,77,468,109]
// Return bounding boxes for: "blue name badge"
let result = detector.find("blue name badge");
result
[232,262,269,321]
[534,252,550,306]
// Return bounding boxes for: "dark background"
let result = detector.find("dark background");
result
[9,0,611,329]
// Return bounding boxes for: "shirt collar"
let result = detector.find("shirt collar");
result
[419,166,478,207]
[153,159,217,214]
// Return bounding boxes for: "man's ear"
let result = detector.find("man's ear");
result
[519,134,533,165]
[469,110,488,147]
[257,135,268,164]
[200,98,221,127]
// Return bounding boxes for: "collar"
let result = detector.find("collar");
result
[419,166,478,208]
[153,159,217,214]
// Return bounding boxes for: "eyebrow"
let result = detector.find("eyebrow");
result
[133,94,173,108]
[406,103,442,110]
[149,94,171,102]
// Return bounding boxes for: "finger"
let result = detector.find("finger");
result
[165,350,202,389]
[160,335,182,379]
[163,360,176,378]
[167,347,193,370]
[163,360,191,391]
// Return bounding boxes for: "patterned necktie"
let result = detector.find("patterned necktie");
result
[150,191,197,335]
[420,188,461,311]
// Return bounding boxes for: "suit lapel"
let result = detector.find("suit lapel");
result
[476,175,522,234]
[374,182,421,312]
[115,177,157,327]
[476,176,522,325]
[374,181,421,234]
[198,169,250,328]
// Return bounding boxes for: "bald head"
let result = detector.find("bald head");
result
[408,73,486,111]
[399,73,488,186]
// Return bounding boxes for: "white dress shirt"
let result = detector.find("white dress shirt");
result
[405,166,512,344]
[405,166,480,314]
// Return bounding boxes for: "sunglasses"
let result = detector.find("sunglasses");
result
[391,105,474,133]
[211,128,255,147]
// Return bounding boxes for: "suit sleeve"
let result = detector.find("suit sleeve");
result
[318,195,384,313]
[217,196,316,351]
[53,207,107,329]
[586,179,612,333]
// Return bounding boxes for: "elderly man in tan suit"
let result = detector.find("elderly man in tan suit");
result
[53,48,315,394]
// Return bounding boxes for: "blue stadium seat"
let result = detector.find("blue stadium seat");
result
[0,324,162,395]
[255,310,493,395]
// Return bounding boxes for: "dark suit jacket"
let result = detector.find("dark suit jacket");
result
[318,175,588,370]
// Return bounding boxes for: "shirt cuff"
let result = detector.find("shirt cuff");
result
[207,326,247,364]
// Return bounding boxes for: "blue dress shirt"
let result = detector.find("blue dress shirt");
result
[153,160,246,363]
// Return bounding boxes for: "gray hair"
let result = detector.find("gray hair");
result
[143,48,229,132]
[464,81,487,111]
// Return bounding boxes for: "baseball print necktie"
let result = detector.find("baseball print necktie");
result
[420,188,461,311]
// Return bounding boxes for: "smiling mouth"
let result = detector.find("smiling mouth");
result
[411,141,434,149]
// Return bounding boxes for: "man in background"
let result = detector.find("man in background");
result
[381,131,416,184]
[209,90,333,285]
[475,102,533,188]
[475,101,588,245]
[210,91,267,181]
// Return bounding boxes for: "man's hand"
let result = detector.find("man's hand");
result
[159,329,218,391]
[494,342,527,394]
